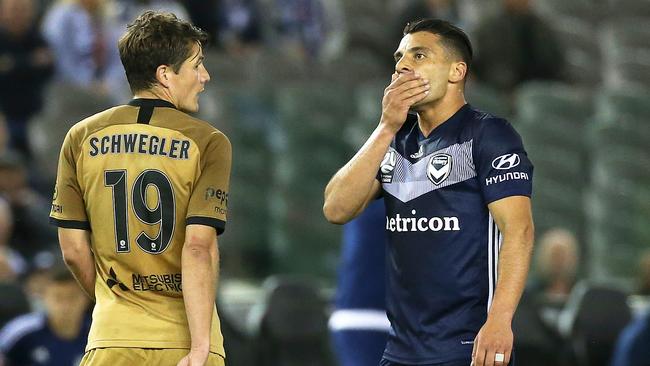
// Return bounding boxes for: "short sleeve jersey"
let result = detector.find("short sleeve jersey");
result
[49,99,232,356]
[377,104,533,364]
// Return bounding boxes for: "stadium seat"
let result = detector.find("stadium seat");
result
[547,16,602,86]
[534,0,602,21]
[515,82,593,122]
[605,0,650,18]
[600,18,650,87]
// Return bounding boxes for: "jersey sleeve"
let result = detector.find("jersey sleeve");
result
[49,129,90,230]
[474,118,534,204]
[186,132,232,235]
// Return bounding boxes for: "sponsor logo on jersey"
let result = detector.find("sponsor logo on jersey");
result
[386,209,460,232]
[132,272,182,292]
[50,204,63,214]
[106,267,129,291]
[491,153,520,170]
[205,187,228,206]
[485,172,530,186]
[410,145,424,159]
[380,151,397,183]
[427,153,452,185]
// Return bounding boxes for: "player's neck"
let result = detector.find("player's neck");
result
[415,91,466,137]
[133,88,177,108]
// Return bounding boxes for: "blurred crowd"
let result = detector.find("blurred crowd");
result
[0,0,649,365]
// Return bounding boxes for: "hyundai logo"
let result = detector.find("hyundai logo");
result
[491,153,520,170]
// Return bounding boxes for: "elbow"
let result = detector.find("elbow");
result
[323,201,351,225]
[61,248,81,268]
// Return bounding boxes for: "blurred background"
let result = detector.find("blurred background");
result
[0,0,649,365]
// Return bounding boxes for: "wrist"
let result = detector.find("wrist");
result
[376,121,400,138]
[486,307,514,324]
[191,341,210,353]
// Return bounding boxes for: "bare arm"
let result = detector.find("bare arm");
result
[472,195,534,366]
[323,72,430,224]
[180,224,219,364]
[58,228,95,301]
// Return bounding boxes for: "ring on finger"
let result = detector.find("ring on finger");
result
[495,353,505,362]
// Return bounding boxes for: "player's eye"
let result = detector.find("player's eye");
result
[415,53,426,60]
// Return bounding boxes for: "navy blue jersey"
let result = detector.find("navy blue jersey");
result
[377,104,533,364]
[0,312,90,366]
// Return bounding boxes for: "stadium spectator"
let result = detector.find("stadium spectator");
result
[0,153,57,261]
[49,11,230,365]
[324,18,534,366]
[0,197,26,280]
[115,0,190,24]
[610,310,650,366]
[635,251,650,296]
[0,0,54,158]
[472,0,565,93]
[217,0,263,55]
[273,0,327,61]
[0,113,7,155]
[0,267,90,366]
[329,199,389,366]
[534,228,579,301]
[182,0,220,47]
[41,0,129,103]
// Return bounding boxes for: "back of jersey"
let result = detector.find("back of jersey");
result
[49,99,231,355]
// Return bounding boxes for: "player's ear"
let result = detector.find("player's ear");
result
[449,61,467,84]
[155,65,171,88]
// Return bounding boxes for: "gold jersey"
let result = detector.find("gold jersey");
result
[49,99,231,356]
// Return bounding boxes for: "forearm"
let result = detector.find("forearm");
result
[182,241,218,352]
[489,224,534,322]
[323,124,394,223]
[63,248,96,301]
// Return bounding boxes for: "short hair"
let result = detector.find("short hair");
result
[118,11,208,93]
[403,18,473,69]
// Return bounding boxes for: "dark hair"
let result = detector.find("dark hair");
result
[403,18,473,69]
[118,11,208,93]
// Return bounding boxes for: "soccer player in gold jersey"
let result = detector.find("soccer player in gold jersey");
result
[49,11,231,366]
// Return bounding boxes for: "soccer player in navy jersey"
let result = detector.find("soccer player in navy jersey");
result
[324,19,534,366]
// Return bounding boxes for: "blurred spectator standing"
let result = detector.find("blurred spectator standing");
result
[0,268,90,366]
[268,0,344,62]
[114,0,189,24]
[472,0,565,94]
[534,228,580,304]
[0,113,8,157]
[635,251,650,297]
[0,197,27,281]
[329,199,389,366]
[41,0,129,103]
[0,0,54,158]
[610,252,650,366]
[217,0,263,54]
[181,0,220,47]
[610,311,650,366]
[0,153,57,261]
[512,227,580,366]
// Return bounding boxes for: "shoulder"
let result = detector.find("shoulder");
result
[0,313,46,351]
[172,112,231,151]
[465,107,521,146]
[65,106,122,143]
